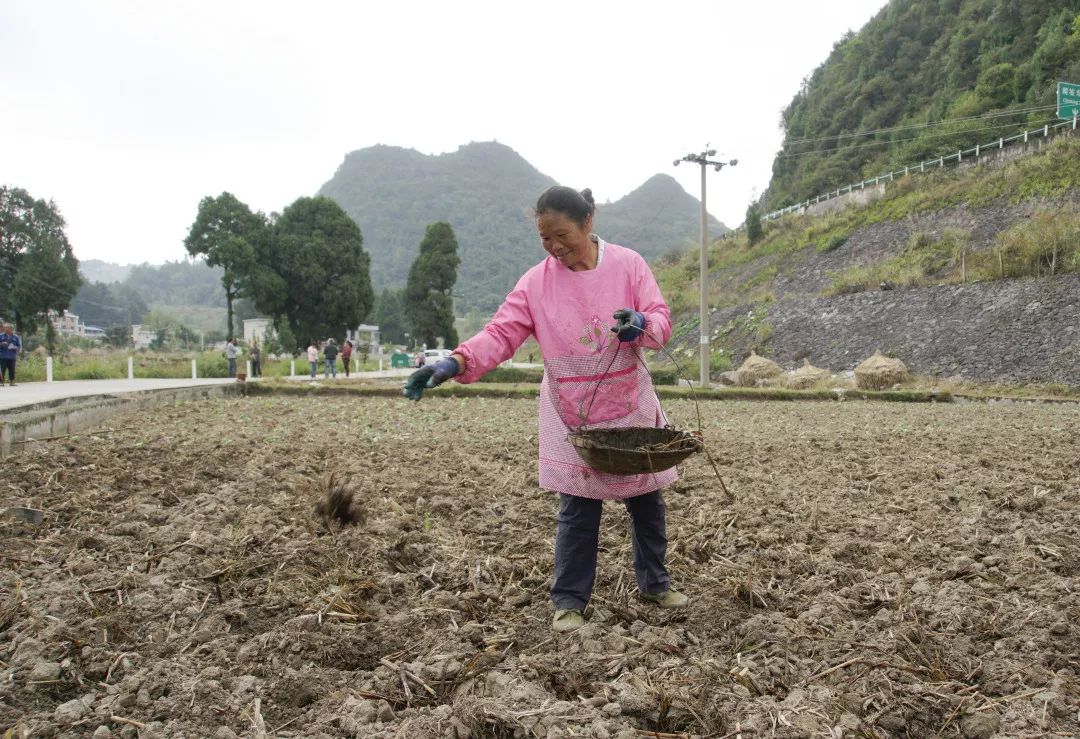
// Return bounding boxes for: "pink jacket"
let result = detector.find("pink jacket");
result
[455,239,677,499]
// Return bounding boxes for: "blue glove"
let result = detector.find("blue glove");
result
[611,309,646,342]
[403,356,460,400]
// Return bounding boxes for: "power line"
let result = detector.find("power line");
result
[780,104,1058,149]
[772,116,1059,160]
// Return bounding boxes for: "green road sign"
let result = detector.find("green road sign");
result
[1058,81,1080,119]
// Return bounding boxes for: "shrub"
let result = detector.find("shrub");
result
[478,366,544,383]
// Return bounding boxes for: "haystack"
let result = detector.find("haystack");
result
[785,359,831,389]
[736,351,781,387]
[854,350,908,390]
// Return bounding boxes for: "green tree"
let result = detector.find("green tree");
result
[745,202,764,245]
[252,196,374,350]
[373,288,407,345]
[0,187,81,348]
[183,192,265,338]
[404,222,460,348]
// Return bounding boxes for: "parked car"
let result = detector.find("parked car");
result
[417,349,451,367]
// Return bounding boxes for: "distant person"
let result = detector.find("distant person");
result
[341,339,353,378]
[0,323,19,385]
[323,338,339,378]
[415,351,425,368]
[307,342,319,378]
[225,337,238,377]
[249,339,262,378]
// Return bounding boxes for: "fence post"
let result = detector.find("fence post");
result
[46,356,53,383]
[962,250,967,283]
[958,149,962,162]
[939,156,944,167]
[290,360,296,377]
[1074,112,1077,130]
[1023,130,1028,142]
[904,166,909,176]
[975,143,979,157]
[920,161,925,172]
[1043,125,1048,137]
[999,137,1004,149]
[191,359,197,379]
[246,359,252,378]
[127,357,134,379]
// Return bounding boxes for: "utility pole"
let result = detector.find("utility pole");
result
[674,149,737,387]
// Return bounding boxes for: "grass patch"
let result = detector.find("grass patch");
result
[825,229,969,295]
[656,137,1080,307]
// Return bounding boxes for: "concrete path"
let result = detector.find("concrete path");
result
[0,363,543,414]
[0,378,238,413]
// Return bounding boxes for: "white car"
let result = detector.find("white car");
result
[417,349,452,367]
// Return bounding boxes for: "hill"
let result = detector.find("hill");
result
[71,259,255,332]
[656,135,1080,385]
[597,174,726,255]
[79,259,133,284]
[766,0,1080,210]
[317,141,725,314]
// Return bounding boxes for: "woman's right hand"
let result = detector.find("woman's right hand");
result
[402,356,460,400]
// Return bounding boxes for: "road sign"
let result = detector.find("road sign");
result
[1058,81,1080,119]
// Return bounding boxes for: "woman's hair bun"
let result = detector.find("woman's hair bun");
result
[579,188,595,205]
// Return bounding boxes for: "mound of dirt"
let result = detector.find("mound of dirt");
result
[784,358,831,389]
[736,350,781,386]
[314,473,366,527]
[855,349,909,389]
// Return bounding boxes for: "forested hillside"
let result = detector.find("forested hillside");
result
[72,259,245,331]
[318,141,724,314]
[766,0,1080,209]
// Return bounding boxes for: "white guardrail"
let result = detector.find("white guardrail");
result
[756,115,1079,225]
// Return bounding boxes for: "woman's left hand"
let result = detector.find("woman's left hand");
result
[611,309,645,341]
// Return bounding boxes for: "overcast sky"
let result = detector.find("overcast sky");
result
[2,1,889,266]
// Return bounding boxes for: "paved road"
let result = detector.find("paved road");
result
[0,370,420,413]
[0,377,239,413]
[0,363,543,414]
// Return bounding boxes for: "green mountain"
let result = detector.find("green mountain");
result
[317,141,725,314]
[766,0,1080,210]
[597,174,726,256]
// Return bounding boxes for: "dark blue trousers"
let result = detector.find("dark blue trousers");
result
[550,490,670,611]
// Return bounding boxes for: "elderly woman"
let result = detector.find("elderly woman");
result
[404,186,686,632]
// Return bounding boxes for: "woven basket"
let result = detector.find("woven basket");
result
[567,427,703,476]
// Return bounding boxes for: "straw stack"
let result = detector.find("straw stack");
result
[736,351,782,386]
[785,359,831,389]
[854,350,909,390]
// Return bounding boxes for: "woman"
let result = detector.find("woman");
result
[341,339,353,378]
[249,339,262,378]
[404,186,686,632]
[306,341,319,378]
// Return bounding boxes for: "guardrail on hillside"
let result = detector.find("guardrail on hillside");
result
[759,115,1080,225]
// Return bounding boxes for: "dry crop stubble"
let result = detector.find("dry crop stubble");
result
[0,395,1078,737]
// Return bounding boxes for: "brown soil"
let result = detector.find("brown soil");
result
[2,396,1079,738]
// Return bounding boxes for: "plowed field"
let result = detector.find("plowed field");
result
[2,395,1079,738]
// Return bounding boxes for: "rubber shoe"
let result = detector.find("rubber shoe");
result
[640,589,689,609]
[552,609,585,632]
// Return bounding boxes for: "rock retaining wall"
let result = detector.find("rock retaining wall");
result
[760,275,1080,384]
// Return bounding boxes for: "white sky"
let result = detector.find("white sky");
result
[1,0,889,266]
